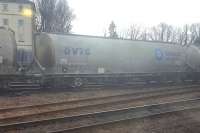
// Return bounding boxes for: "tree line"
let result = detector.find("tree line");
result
[107,21,200,45]
[33,0,200,45]
[33,0,75,33]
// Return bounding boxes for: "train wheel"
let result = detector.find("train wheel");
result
[71,78,83,88]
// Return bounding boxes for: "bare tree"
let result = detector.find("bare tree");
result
[149,26,160,41]
[35,0,75,33]
[165,25,173,42]
[103,29,107,37]
[182,24,189,45]
[159,23,167,41]
[113,22,200,45]
[190,23,200,44]
[149,23,173,42]
[144,23,183,44]
[118,30,127,39]
[140,29,148,41]
[127,24,141,40]
[178,28,185,45]
[108,21,118,38]
[169,27,178,43]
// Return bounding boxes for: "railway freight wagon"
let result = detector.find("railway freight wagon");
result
[1,0,200,89]
[34,33,200,87]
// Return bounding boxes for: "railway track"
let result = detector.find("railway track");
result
[1,97,200,132]
[0,85,199,119]
[0,85,200,132]
[0,84,200,110]
[49,98,200,133]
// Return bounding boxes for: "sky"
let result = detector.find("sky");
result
[68,0,200,36]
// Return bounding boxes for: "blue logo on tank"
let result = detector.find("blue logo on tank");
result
[155,48,163,60]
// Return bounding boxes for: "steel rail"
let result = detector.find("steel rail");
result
[1,98,200,132]
[0,85,199,122]
[0,84,199,112]
[51,103,200,133]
